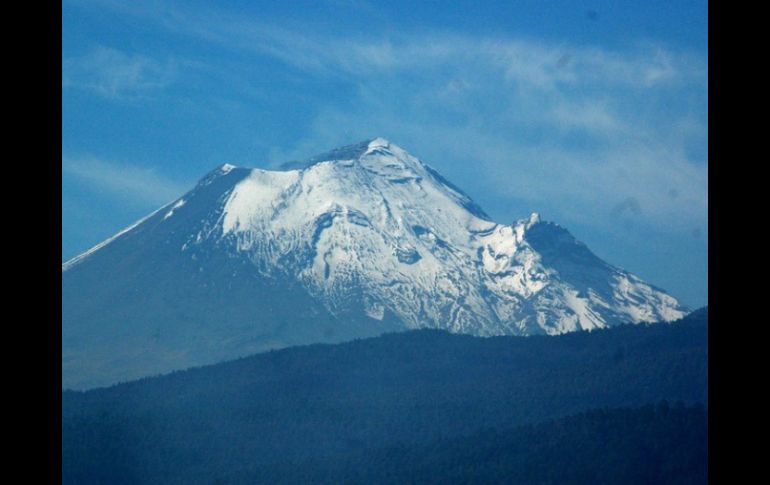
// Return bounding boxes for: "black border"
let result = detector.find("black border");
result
[51,1,64,482]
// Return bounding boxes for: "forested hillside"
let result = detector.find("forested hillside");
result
[226,402,708,485]
[62,309,707,484]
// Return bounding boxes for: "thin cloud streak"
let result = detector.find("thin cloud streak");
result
[62,46,177,99]
[72,1,706,89]
[63,158,189,207]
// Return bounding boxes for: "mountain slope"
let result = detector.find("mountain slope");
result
[62,137,687,389]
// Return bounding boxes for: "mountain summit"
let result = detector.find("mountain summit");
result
[62,138,687,389]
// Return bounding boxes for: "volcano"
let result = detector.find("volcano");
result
[62,138,687,389]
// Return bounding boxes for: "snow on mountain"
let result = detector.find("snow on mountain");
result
[62,137,687,389]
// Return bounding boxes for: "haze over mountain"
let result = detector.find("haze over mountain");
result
[62,138,687,389]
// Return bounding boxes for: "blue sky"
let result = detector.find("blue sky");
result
[62,0,708,308]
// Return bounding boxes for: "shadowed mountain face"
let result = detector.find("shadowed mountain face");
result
[62,138,687,389]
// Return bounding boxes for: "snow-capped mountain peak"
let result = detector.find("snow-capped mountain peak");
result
[62,138,688,389]
[168,139,684,334]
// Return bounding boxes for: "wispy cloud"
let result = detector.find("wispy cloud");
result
[65,0,707,236]
[62,46,176,99]
[169,19,698,91]
[71,1,704,88]
[63,158,189,206]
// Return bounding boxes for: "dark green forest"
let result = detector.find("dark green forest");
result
[62,309,707,484]
[226,402,707,485]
